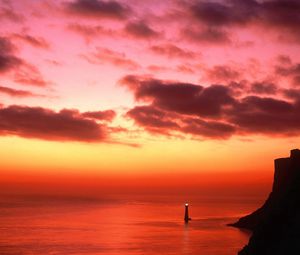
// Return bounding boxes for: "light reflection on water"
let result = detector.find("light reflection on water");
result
[0,195,256,255]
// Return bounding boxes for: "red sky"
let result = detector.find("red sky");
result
[1,0,300,194]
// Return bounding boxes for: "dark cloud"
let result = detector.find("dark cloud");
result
[181,117,235,139]
[67,23,114,41]
[150,44,196,59]
[121,75,203,101]
[127,106,180,135]
[64,0,129,20]
[123,74,234,117]
[127,105,235,139]
[121,75,235,118]
[0,36,15,52]
[121,75,300,139]
[276,63,300,76]
[0,37,49,87]
[183,27,231,44]
[228,81,247,93]
[250,82,278,94]
[205,65,241,82]
[13,34,50,49]
[82,110,116,121]
[82,47,140,70]
[0,105,117,142]
[190,0,257,27]
[260,0,300,42]
[124,21,158,39]
[283,89,300,101]
[0,37,23,73]
[276,55,292,65]
[0,1,24,22]
[0,54,22,73]
[176,64,196,74]
[294,75,300,86]
[0,86,44,98]
[275,63,300,86]
[187,0,300,43]
[236,96,293,114]
[228,96,300,135]
[14,64,50,87]
[228,80,278,96]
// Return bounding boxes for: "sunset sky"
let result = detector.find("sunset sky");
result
[1,0,300,194]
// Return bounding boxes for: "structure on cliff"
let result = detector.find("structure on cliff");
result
[230,149,300,255]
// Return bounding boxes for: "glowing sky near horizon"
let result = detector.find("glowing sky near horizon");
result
[1,0,300,181]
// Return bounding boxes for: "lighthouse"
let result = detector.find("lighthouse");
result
[184,203,191,223]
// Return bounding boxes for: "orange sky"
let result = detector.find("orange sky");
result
[0,0,300,195]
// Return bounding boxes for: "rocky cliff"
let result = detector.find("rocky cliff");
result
[230,149,300,255]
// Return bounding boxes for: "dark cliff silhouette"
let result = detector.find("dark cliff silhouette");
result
[230,149,300,255]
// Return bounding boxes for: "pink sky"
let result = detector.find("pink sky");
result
[1,0,300,185]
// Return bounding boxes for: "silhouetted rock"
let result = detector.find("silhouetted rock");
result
[230,149,300,255]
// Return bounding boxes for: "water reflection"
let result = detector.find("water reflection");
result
[0,195,254,255]
[182,222,190,254]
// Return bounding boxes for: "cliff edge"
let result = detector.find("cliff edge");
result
[230,149,300,255]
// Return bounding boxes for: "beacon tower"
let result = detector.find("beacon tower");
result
[184,203,191,223]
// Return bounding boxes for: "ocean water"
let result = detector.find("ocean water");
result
[0,194,261,255]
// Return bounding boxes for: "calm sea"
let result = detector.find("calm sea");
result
[0,193,263,255]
